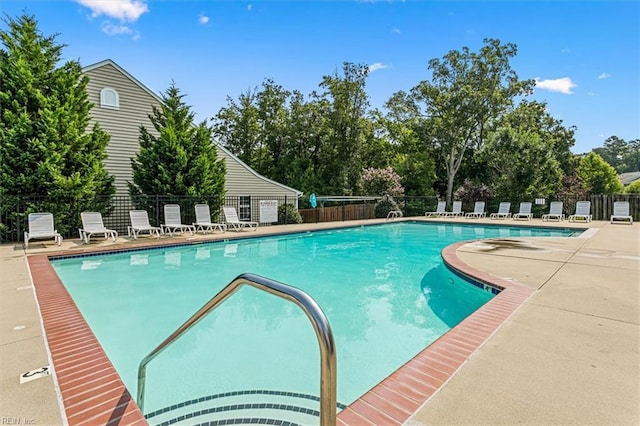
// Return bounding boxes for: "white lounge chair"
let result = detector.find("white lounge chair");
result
[223,206,258,231]
[442,201,463,217]
[465,201,486,219]
[425,201,446,217]
[386,209,403,219]
[542,201,564,222]
[490,202,511,219]
[161,204,195,237]
[569,201,592,222]
[512,202,533,221]
[24,212,62,247]
[194,204,227,233]
[79,212,117,244]
[610,201,633,224]
[128,210,163,239]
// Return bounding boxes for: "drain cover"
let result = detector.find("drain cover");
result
[20,366,50,384]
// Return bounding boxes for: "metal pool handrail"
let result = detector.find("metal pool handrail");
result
[136,272,337,426]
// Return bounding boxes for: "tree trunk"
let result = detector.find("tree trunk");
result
[446,172,455,206]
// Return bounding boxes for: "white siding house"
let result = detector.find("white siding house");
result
[83,59,302,221]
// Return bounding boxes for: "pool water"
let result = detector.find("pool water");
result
[51,222,577,415]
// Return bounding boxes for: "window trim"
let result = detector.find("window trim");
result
[239,196,252,221]
[100,87,120,109]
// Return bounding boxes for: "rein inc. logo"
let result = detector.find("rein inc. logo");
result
[0,418,35,425]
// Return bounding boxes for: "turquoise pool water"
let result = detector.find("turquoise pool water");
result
[51,222,578,414]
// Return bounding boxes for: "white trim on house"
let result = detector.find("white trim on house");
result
[99,87,120,109]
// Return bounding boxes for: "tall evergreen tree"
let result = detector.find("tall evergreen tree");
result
[129,83,226,202]
[0,14,115,236]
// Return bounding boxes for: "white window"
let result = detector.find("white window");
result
[239,196,252,221]
[100,88,119,109]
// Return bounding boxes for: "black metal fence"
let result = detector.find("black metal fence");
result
[2,193,638,243]
[0,194,299,243]
[395,194,640,222]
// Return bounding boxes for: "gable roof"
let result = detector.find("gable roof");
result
[82,59,302,197]
[619,171,640,185]
[214,143,302,196]
[83,59,163,103]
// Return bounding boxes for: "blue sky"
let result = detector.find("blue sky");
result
[1,0,638,154]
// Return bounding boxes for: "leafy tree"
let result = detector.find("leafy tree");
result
[624,139,640,172]
[381,92,437,196]
[593,136,627,171]
[129,83,226,202]
[576,152,623,194]
[0,14,114,236]
[212,88,261,167]
[482,126,562,199]
[499,100,576,174]
[314,62,373,195]
[593,136,640,173]
[255,79,291,182]
[409,38,534,205]
[213,82,327,194]
[284,92,327,193]
[359,110,395,170]
[213,63,376,196]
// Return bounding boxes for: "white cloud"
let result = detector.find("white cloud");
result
[247,4,253,11]
[198,14,210,24]
[101,22,133,36]
[392,28,400,34]
[598,72,611,79]
[76,0,148,22]
[369,62,390,73]
[534,77,577,94]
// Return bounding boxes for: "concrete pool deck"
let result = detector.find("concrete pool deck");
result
[1,217,638,425]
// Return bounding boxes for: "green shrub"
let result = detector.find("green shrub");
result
[375,199,400,218]
[625,181,640,193]
[278,203,303,224]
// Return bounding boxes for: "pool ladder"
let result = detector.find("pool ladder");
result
[136,272,337,426]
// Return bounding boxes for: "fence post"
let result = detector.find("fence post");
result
[16,198,21,243]
[155,195,160,226]
[285,196,288,225]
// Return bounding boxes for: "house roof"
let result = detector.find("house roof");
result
[618,171,640,185]
[83,59,163,103]
[82,59,302,197]
[214,143,303,196]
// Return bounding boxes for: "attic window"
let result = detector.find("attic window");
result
[100,88,119,109]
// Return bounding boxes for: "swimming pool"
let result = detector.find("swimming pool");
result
[50,222,578,424]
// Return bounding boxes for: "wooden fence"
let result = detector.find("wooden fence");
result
[299,194,640,223]
[586,194,640,221]
[299,204,376,223]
